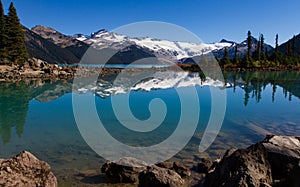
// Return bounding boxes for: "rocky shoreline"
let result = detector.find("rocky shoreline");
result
[0,58,186,82]
[1,58,299,82]
[0,58,76,81]
[99,135,300,187]
[1,135,299,187]
[0,58,125,82]
[3,58,300,82]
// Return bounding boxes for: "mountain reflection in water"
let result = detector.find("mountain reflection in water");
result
[0,71,299,144]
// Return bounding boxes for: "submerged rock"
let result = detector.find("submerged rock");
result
[0,151,57,187]
[204,135,300,187]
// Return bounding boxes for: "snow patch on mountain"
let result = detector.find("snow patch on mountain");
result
[73,34,89,42]
[76,30,234,61]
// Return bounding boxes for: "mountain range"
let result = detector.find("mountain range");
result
[23,25,300,65]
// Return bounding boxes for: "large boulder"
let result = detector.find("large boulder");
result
[156,161,191,177]
[197,158,213,174]
[204,135,300,187]
[101,157,147,183]
[28,58,48,69]
[101,158,190,185]
[262,135,300,186]
[138,165,186,187]
[0,151,57,187]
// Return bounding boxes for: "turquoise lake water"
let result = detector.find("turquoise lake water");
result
[0,71,299,184]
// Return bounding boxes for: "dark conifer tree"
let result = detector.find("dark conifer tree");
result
[286,40,291,56]
[285,40,292,66]
[292,35,296,57]
[291,35,298,66]
[274,34,279,65]
[246,30,252,67]
[220,47,230,68]
[265,47,269,62]
[260,34,265,60]
[233,44,238,65]
[6,2,28,64]
[0,0,7,64]
[254,38,261,61]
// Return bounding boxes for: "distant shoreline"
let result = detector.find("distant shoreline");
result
[1,59,300,82]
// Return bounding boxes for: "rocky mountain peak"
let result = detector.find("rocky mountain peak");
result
[91,29,108,38]
[31,25,85,48]
[219,39,236,45]
[32,25,58,35]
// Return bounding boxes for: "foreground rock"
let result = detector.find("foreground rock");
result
[101,157,147,183]
[197,158,215,174]
[0,151,57,187]
[101,157,189,186]
[101,135,300,186]
[139,165,186,187]
[156,161,191,178]
[204,135,300,187]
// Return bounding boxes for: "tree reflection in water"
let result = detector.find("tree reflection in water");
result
[0,71,299,144]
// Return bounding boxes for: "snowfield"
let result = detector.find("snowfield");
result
[76,30,234,60]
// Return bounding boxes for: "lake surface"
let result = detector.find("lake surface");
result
[0,71,300,185]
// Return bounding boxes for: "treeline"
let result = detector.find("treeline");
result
[0,0,28,65]
[219,31,300,69]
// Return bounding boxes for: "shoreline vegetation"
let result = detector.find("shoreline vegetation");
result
[1,60,299,82]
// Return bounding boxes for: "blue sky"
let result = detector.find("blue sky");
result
[2,0,300,45]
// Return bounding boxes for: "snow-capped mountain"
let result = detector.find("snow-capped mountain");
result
[75,29,234,62]
[30,25,276,65]
[73,34,89,42]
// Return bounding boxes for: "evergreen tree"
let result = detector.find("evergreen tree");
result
[265,47,269,61]
[291,36,298,66]
[246,30,252,67]
[252,37,261,61]
[256,34,265,67]
[292,35,296,57]
[6,2,28,65]
[233,44,239,65]
[274,34,279,66]
[220,47,230,68]
[260,34,265,60]
[0,0,7,64]
[286,40,291,56]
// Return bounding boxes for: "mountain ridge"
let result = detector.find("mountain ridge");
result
[24,27,81,64]
[26,25,298,65]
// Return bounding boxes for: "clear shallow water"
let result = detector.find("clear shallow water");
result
[0,71,300,185]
